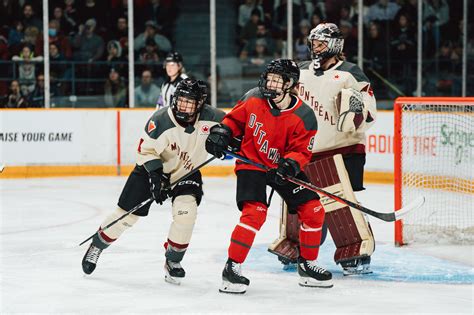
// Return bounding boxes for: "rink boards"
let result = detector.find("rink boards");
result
[0,108,395,180]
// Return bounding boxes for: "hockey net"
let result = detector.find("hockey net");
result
[394,97,474,246]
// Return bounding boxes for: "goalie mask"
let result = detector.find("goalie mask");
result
[171,78,204,124]
[258,59,300,99]
[307,23,344,74]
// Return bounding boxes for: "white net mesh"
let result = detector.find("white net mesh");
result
[399,102,474,244]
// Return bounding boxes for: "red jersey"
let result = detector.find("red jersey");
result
[223,88,318,172]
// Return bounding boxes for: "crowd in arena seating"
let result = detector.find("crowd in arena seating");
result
[0,0,471,108]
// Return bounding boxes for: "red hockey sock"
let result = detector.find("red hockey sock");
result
[228,201,267,263]
[297,199,325,261]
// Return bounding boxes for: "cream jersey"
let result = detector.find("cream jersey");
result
[297,60,377,154]
[136,105,225,183]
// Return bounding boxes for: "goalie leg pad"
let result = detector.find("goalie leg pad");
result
[98,207,139,246]
[229,201,267,263]
[167,195,197,246]
[304,155,375,264]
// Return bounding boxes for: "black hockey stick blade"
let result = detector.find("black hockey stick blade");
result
[78,156,217,246]
[224,150,424,222]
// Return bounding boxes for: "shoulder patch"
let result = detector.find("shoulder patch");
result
[336,61,369,83]
[294,102,318,131]
[145,107,175,139]
[199,105,226,123]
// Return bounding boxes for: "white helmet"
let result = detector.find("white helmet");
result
[307,23,344,61]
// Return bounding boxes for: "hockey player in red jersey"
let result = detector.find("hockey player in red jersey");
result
[269,23,377,275]
[206,59,332,294]
[81,78,225,285]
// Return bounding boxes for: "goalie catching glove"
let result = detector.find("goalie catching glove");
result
[267,158,300,186]
[335,87,365,132]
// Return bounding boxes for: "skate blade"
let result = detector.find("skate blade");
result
[219,280,247,294]
[164,274,182,285]
[343,268,373,276]
[298,277,333,288]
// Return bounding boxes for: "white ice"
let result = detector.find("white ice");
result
[1,177,473,314]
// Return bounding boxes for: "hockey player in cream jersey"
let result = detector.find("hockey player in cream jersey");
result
[269,23,377,275]
[82,78,225,284]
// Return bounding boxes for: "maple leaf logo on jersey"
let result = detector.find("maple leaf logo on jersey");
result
[147,120,156,133]
[200,124,210,135]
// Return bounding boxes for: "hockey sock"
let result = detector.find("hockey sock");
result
[97,207,139,247]
[297,199,325,261]
[228,201,267,263]
[164,240,188,262]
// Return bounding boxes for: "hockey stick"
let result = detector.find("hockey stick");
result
[224,150,425,222]
[79,156,217,246]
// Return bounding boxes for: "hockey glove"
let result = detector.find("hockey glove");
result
[205,124,232,159]
[267,158,300,186]
[148,169,171,205]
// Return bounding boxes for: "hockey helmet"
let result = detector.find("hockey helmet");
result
[171,78,205,123]
[307,23,344,61]
[165,51,183,64]
[258,59,300,99]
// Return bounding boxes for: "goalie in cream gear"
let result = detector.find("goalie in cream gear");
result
[268,23,377,275]
[81,78,225,285]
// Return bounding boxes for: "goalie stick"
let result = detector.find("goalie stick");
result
[223,150,425,222]
[79,156,217,246]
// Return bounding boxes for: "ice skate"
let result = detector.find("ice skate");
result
[297,257,333,288]
[219,259,250,294]
[82,244,103,275]
[164,259,185,285]
[342,258,373,276]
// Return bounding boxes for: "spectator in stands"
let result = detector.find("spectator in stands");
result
[72,18,104,62]
[141,0,178,38]
[12,44,44,95]
[135,69,161,107]
[105,40,127,77]
[240,22,277,60]
[23,26,40,53]
[394,0,418,27]
[391,14,416,62]
[0,0,20,29]
[104,68,127,107]
[77,0,104,30]
[35,20,72,60]
[310,10,323,29]
[134,21,171,55]
[21,4,42,31]
[138,38,161,64]
[240,9,262,48]
[365,21,388,74]
[238,0,264,29]
[1,80,28,108]
[423,0,450,54]
[52,6,76,36]
[63,0,79,32]
[8,21,25,52]
[28,73,49,108]
[365,0,400,25]
[49,42,69,95]
[241,38,273,67]
[273,0,303,39]
[109,17,128,43]
[340,21,357,62]
[294,19,311,61]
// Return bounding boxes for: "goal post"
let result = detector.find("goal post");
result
[394,97,474,246]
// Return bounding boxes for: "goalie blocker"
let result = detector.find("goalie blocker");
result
[268,154,375,273]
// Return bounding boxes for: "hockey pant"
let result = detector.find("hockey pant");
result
[270,154,375,265]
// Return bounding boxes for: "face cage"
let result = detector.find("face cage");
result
[172,96,200,123]
[258,72,293,99]
[308,36,344,61]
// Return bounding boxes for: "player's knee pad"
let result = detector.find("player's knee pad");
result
[98,207,139,245]
[168,195,198,245]
[240,201,268,231]
[297,199,325,228]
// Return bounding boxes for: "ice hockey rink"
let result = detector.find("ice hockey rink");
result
[1,176,473,314]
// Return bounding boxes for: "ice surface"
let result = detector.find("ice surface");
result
[1,177,472,314]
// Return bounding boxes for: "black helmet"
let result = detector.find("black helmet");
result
[258,59,300,99]
[165,51,183,64]
[307,23,344,61]
[171,78,205,123]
